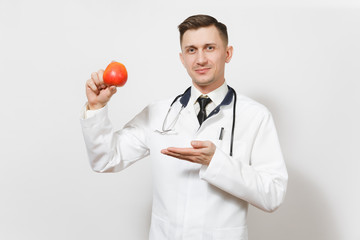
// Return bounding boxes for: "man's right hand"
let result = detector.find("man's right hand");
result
[86,69,117,110]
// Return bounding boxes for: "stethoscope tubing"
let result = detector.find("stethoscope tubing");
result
[230,89,236,156]
[166,87,237,156]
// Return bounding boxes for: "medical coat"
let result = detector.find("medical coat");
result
[80,87,288,240]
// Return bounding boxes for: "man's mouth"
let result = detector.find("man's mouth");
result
[195,67,210,74]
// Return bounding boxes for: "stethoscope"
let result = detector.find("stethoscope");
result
[157,86,237,157]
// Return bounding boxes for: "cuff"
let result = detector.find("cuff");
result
[80,103,108,128]
[199,146,226,180]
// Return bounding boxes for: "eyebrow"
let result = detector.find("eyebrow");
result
[183,43,217,49]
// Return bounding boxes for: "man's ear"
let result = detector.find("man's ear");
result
[179,52,185,66]
[225,46,233,63]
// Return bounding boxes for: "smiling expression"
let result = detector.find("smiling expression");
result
[180,25,233,93]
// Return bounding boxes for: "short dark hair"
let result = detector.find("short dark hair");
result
[178,14,228,46]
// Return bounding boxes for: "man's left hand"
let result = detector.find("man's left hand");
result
[161,141,216,165]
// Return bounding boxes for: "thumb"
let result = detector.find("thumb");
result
[110,85,117,92]
[110,86,117,95]
[105,86,117,97]
[191,140,207,149]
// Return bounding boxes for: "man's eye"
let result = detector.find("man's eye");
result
[188,48,195,53]
[207,46,214,51]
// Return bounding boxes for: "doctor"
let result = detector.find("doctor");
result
[81,15,288,240]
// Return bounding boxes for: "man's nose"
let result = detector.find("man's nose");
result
[196,51,207,65]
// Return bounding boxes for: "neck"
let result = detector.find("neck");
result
[193,79,225,94]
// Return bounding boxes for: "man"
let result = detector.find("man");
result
[81,15,288,240]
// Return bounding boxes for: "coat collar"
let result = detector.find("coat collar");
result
[179,85,235,118]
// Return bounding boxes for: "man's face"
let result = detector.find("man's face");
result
[180,25,233,93]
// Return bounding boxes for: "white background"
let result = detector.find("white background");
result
[0,0,359,239]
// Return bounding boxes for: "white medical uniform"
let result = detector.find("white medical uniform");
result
[80,82,288,240]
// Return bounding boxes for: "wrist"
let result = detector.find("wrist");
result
[87,103,105,110]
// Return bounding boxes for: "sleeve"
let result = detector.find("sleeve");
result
[199,110,288,212]
[80,104,150,173]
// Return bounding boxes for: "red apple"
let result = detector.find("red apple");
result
[103,62,128,87]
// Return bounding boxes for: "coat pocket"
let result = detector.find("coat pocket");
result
[212,225,248,240]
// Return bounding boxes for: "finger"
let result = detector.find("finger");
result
[166,147,200,156]
[86,79,99,94]
[191,140,211,149]
[191,141,205,149]
[192,141,214,150]
[161,149,207,164]
[100,85,116,99]
[107,86,117,97]
[91,72,101,87]
[161,149,196,162]
[160,149,168,155]
[110,85,117,92]
[97,69,105,85]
